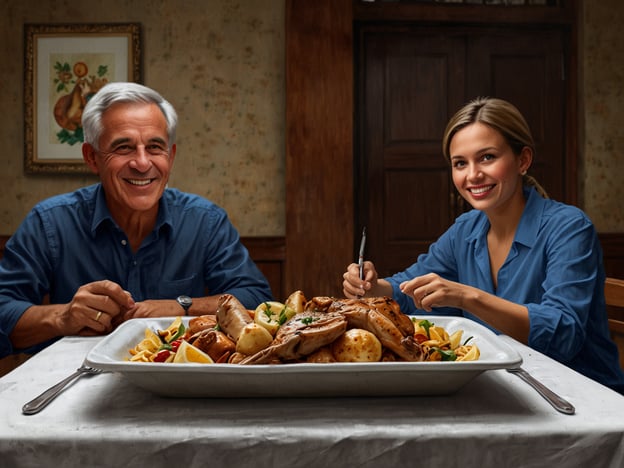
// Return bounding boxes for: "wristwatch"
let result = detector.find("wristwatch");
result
[176,295,192,316]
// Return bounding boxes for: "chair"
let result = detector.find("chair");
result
[605,277,624,370]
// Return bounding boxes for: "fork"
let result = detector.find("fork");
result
[507,367,575,415]
[22,364,104,415]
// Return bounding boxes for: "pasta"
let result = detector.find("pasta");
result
[410,318,480,362]
[127,316,186,363]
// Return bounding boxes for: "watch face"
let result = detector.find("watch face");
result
[177,295,192,308]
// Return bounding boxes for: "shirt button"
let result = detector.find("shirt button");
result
[121,239,127,246]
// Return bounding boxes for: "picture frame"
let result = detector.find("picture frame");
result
[24,23,142,174]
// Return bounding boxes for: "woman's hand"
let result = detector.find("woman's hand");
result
[342,261,392,298]
[400,273,530,342]
[399,273,468,312]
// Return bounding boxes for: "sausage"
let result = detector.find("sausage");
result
[189,329,235,363]
[183,314,217,340]
[216,294,253,341]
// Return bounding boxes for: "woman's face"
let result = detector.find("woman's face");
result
[449,122,531,214]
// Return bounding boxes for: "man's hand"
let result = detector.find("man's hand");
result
[65,280,135,335]
[10,279,135,350]
[118,299,181,323]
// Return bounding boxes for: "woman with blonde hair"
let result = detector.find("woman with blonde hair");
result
[343,97,624,394]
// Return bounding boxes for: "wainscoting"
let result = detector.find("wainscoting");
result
[600,233,624,279]
[241,236,286,300]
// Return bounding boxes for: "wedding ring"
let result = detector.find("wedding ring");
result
[95,311,102,322]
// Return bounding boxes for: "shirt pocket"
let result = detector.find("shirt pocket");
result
[155,275,199,299]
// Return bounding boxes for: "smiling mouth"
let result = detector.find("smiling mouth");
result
[468,185,495,195]
[126,178,154,186]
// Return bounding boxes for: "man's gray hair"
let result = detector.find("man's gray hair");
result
[81,82,178,149]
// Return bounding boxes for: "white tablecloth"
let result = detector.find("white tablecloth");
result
[1,335,623,468]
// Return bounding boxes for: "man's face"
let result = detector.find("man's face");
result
[82,102,177,218]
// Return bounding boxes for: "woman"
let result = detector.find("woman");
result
[343,97,624,394]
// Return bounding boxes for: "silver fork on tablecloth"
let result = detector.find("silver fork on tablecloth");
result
[22,364,104,415]
[507,367,575,415]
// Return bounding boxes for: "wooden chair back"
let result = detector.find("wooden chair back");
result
[605,277,624,370]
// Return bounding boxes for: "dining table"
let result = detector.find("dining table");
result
[1,331,623,468]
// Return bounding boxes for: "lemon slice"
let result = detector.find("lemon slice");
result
[254,301,294,336]
[173,340,214,364]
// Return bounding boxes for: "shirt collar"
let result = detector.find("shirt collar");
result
[463,186,544,248]
[514,186,544,248]
[90,184,173,236]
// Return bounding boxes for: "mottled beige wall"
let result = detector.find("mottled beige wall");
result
[582,0,624,232]
[0,0,284,236]
[0,1,622,237]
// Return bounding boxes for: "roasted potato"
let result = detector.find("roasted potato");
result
[331,329,382,362]
[236,323,273,355]
[306,346,336,363]
[254,301,295,336]
[285,290,307,314]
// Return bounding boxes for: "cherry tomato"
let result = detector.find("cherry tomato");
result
[170,339,182,352]
[153,349,172,362]
[413,333,429,344]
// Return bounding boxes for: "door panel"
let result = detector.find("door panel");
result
[382,167,453,274]
[467,29,566,201]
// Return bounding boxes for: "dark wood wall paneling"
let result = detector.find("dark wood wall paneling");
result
[285,0,354,298]
[242,237,286,301]
[600,234,624,280]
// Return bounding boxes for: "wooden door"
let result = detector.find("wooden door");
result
[466,28,568,202]
[357,25,569,277]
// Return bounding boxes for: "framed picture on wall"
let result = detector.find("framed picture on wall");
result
[24,23,142,174]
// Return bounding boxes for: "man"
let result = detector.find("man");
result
[0,82,273,357]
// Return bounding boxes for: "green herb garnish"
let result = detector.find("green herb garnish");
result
[418,319,434,338]
[278,308,289,325]
[301,316,317,325]
[169,323,186,342]
[433,348,457,361]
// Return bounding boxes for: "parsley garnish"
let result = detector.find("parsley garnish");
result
[301,316,317,325]
[433,348,457,361]
[278,308,289,325]
[418,319,434,338]
[169,323,186,342]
